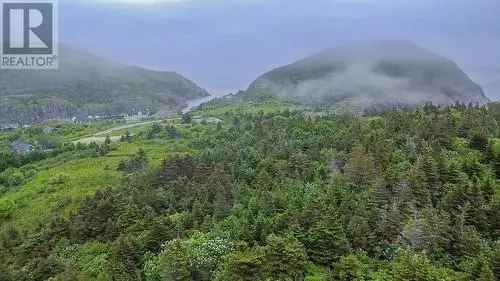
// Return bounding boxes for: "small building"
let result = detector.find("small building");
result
[0,124,19,132]
[72,115,91,124]
[43,127,56,134]
[125,111,149,122]
[110,115,126,121]
[10,140,34,155]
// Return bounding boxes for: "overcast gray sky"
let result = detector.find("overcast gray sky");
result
[60,0,500,99]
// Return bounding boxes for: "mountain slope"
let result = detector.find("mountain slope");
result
[0,46,209,123]
[247,40,489,111]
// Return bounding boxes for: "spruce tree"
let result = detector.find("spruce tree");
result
[491,245,500,280]
[263,234,307,280]
[304,217,350,265]
[159,240,191,281]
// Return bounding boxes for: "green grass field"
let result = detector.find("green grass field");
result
[0,135,194,231]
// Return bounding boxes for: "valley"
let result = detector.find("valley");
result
[0,37,499,280]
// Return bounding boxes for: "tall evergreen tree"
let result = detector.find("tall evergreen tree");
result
[159,240,191,281]
[304,217,350,265]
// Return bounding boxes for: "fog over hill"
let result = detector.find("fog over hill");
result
[247,41,489,111]
[469,66,500,101]
[58,0,500,99]
[0,46,209,124]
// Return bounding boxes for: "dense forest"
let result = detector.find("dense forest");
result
[1,102,500,280]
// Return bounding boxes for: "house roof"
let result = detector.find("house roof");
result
[10,140,34,154]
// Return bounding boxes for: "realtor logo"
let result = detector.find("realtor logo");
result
[1,0,58,69]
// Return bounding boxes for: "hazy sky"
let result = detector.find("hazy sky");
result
[59,0,500,99]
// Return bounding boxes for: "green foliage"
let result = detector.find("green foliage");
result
[0,199,16,221]
[181,113,192,124]
[305,264,330,281]
[304,217,350,265]
[493,245,500,281]
[183,232,234,280]
[117,149,149,174]
[332,252,375,281]
[158,239,191,281]
[105,235,143,281]
[1,102,500,280]
[263,234,308,280]
[345,144,377,186]
[389,250,465,281]
[55,241,112,280]
[0,167,25,187]
[214,248,265,281]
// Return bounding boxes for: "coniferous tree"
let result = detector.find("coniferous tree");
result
[263,234,307,281]
[492,245,500,281]
[106,235,143,281]
[477,264,495,281]
[420,146,441,206]
[214,248,265,281]
[345,144,377,187]
[304,217,350,265]
[332,253,372,281]
[159,240,191,281]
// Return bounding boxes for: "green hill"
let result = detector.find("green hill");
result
[247,40,489,111]
[0,46,209,124]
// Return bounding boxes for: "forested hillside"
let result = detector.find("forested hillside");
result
[0,47,209,124]
[1,101,500,280]
[247,41,490,112]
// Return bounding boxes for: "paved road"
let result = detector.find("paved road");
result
[74,95,218,144]
[93,120,162,137]
[74,120,166,144]
[74,117,186,144]
[74,135,122,145]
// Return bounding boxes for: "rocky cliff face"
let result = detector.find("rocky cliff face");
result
[247,40,489,111]
[0,46,209,124]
